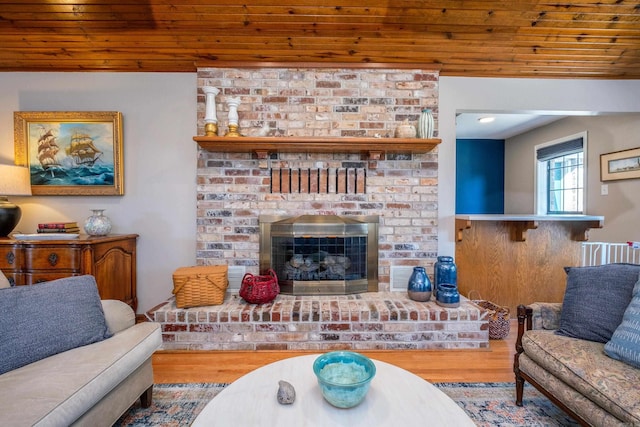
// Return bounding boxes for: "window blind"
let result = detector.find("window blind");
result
[536,137,583,161]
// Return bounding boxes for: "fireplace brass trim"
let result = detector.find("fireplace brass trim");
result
[259,215,379,295]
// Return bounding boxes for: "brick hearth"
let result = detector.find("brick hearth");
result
[148,293,489,351]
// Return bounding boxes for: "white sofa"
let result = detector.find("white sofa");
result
[0,275,162,427]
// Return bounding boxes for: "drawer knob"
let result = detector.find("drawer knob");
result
[6,252,15,265]
[48,253,59,266]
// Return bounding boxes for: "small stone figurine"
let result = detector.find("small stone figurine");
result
[277,380,296,404]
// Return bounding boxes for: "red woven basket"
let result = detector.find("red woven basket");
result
[239,269,280,304]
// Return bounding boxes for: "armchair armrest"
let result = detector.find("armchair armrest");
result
[528,302,563,330]
[515,302,562,355]
[514,302,562,407]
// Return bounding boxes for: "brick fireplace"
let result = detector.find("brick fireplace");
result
[147,65,489,350]
[195,65,440,283]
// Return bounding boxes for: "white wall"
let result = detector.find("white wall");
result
[0,73,197,313]
[3,74,640,312]
[438,77,640,258]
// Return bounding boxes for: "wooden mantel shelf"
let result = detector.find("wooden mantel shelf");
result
[193,136,441,159]
[455,214,604,242]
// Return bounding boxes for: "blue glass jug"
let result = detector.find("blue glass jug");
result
[434,256,457,298]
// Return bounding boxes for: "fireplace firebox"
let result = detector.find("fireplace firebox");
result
[259,215,379,295]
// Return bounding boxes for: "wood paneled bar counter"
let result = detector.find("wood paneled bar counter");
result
[455,214,604,313]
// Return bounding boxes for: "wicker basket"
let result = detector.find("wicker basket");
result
[239,269,279,304]
[172,265,228,308]
[469,291,510,340]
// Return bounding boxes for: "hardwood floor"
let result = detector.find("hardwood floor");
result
[152,320,518,384]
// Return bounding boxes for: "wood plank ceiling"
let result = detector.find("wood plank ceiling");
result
[0,1,639,78]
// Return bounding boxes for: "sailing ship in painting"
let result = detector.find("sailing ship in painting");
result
[66,131,103,167]
[29,124,114,187]
[36,128,61,170]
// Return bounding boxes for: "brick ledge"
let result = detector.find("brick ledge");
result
[149,292,490,351]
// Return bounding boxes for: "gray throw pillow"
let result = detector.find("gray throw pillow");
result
[0,275,112,374]
[556,263,640,343]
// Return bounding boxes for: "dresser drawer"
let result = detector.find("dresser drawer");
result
[24,247,81,271]
[25,272,78,285]
[0,246,23,270]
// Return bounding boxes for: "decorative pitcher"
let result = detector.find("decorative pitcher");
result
[395,119,416,138]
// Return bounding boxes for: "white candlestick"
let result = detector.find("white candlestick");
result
[227,97,241,126]
[203,86,220,123]
[225,97,242,137]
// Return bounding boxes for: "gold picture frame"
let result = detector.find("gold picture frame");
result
[600,147,640,182]
[14,111,124,196]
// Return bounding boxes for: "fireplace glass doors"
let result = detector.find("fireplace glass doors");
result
[259,215,379,295]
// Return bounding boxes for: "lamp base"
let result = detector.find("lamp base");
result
[0,196,22,237]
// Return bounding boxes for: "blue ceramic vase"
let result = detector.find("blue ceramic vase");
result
[407,266,432,302]
[434,256,457,298]
[436,283,460,308]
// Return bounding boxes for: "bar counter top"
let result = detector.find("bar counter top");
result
[455,214,604,222]
[455,214,604,242]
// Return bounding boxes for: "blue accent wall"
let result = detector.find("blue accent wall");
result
[456,139,505,214]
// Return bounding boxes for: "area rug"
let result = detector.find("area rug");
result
[115,382,580,426]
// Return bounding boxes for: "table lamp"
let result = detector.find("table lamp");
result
[0,164,32,237]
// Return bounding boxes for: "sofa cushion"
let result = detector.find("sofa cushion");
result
[0,321,161,427]
[518,353,622,427]
[0,275,112,375]
[522,329,640,424]
[605,278,640,368]
[557,263,640,343]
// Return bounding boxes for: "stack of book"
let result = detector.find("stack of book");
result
[37,222,80,234]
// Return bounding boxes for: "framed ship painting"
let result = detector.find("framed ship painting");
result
[13,111,124,195]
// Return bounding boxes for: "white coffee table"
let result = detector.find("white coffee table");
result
[192,354,474,426]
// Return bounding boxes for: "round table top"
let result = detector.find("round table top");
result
[192,354,474,426]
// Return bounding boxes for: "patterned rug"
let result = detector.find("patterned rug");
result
[115,382,580,426]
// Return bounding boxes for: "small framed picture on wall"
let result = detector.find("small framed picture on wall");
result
[600,147,640,182]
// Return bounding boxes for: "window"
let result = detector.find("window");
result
[535,132,587,215]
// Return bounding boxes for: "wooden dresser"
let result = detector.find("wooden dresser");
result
[0,234,138,310]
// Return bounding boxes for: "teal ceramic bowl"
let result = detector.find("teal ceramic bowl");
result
[312,351,376,408]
